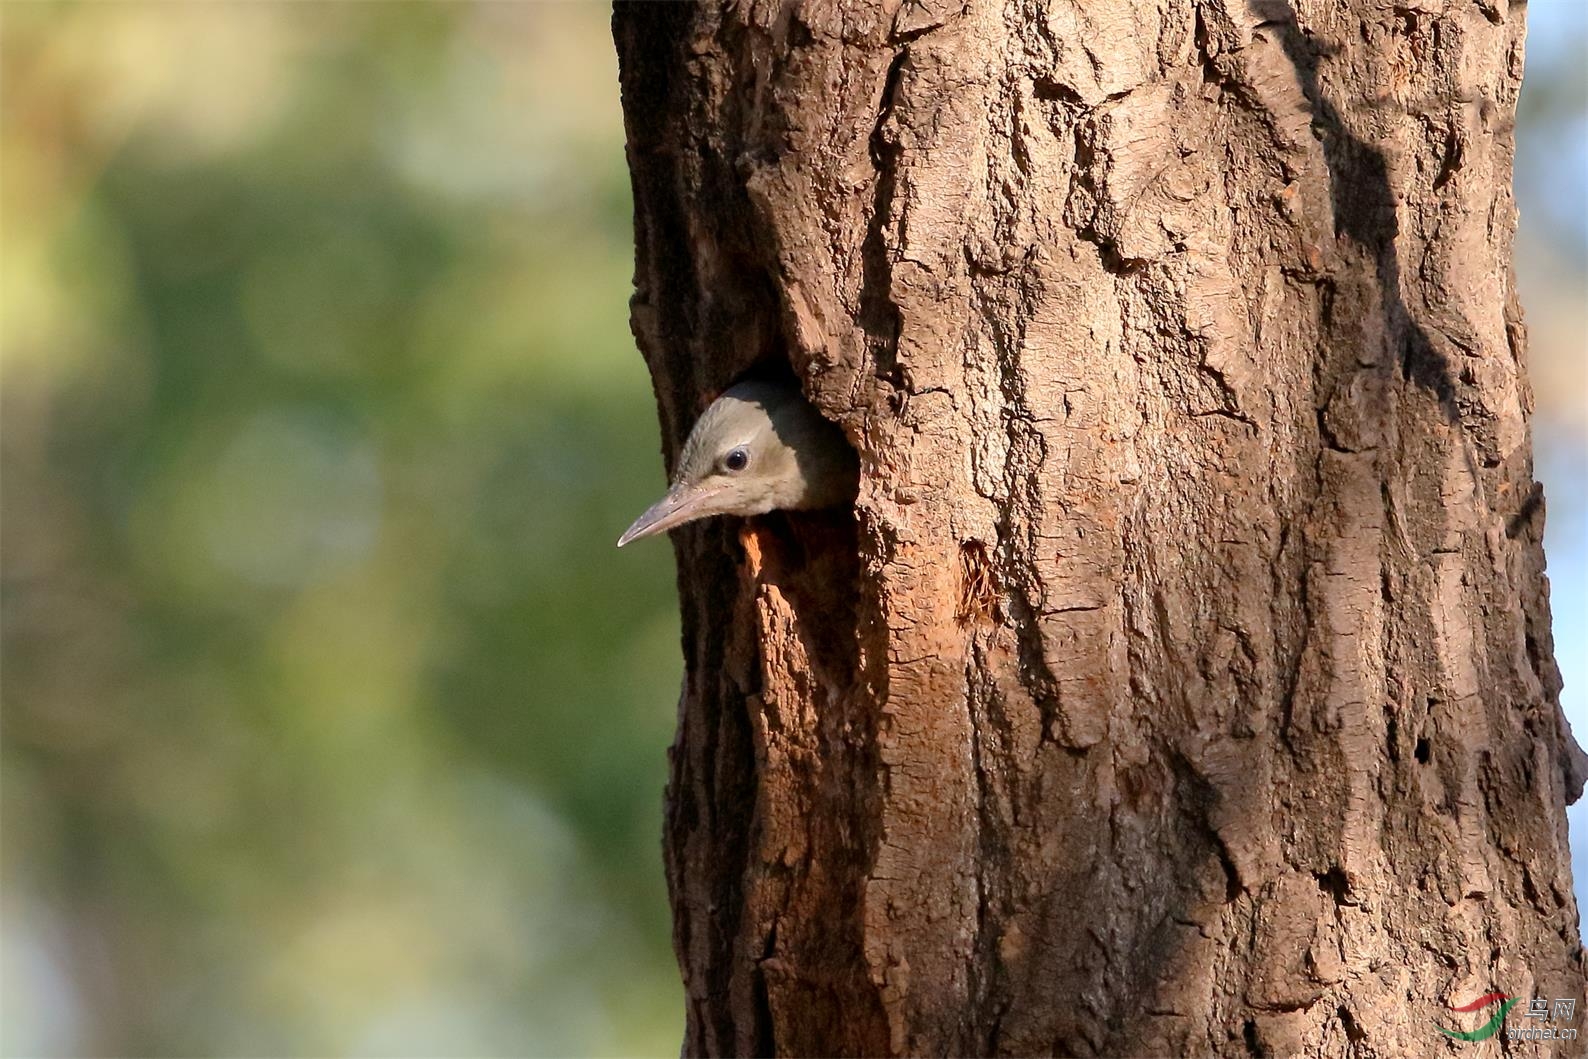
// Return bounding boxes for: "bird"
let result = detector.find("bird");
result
[617,380,858,547]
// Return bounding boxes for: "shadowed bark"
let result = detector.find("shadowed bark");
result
[613,0,1586,1054]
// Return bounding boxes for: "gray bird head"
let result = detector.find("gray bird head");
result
[617,380,857,547]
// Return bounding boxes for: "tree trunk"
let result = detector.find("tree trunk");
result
[612,0,1587,1054]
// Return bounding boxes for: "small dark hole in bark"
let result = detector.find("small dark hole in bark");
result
[750,967,776,1058]
[1415,737,1431,764]
[1243,1018,1263,1056]
[1214,840,1243,902]
[1316,865,1351,905]
[1032,77,1083,105]
[1338,1005,1367,1043]
[736,358,802,391]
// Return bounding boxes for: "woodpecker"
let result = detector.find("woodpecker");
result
[617,380,857,547]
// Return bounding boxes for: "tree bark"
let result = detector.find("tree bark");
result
[612,0,1587,1055]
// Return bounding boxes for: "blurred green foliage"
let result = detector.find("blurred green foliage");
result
[2,4,682,1055]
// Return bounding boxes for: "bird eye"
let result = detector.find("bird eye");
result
[723,447,750,473]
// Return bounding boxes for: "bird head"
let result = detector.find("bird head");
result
[617,380,856,547]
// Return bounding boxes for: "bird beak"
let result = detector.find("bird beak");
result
[617,482,723,547]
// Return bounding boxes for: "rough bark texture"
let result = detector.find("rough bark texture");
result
[612,0,1586,1055]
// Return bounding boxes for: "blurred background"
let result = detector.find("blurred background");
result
[0,3,1582,1056]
